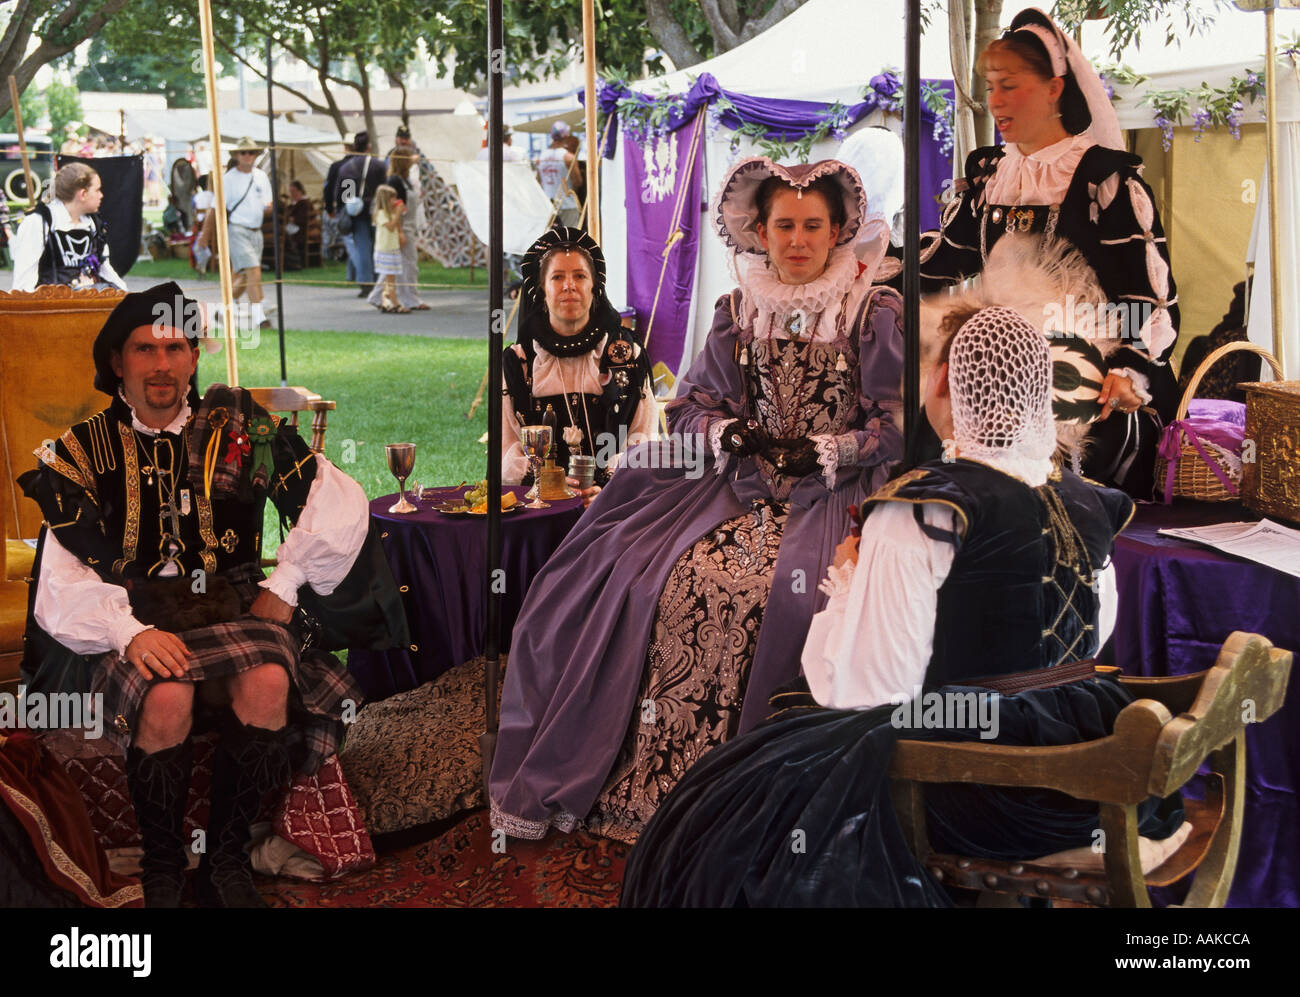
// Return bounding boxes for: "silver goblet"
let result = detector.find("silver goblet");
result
[520,425,552,509]
[385,442,417,514]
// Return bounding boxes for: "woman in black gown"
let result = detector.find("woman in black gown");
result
[916,7,1179,498]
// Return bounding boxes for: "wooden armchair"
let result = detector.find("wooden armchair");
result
[889,632,1292,908]
[0,490,27,697]
[247,386,336,455]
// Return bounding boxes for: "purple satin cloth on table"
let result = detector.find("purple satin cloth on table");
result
[1111,500,1299,908]
[346,487,584,702]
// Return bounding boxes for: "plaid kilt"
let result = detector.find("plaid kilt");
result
[91,576,361,775]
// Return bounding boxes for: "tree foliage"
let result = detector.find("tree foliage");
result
[0,0,134,119]
[77,36,213,106]
[45,78,83,136]
[0,84,45,134]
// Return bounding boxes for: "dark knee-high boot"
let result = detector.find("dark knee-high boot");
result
[126,738,193,908]
[196,721,291,908]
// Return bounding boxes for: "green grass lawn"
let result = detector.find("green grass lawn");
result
[199,328,493,556]
[133,255,484,289]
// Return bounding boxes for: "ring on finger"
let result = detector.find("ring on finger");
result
[1107,397,1120,410]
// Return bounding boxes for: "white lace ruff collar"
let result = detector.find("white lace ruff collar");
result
[120,388,191,436]
[737,245,862,341]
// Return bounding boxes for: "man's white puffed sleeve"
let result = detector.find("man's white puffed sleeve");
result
[34,532,151,657]
[260,455,370,605]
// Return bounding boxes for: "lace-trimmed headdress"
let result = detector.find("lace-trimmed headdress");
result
[1002,7,1124,152]
[713,157,869,257]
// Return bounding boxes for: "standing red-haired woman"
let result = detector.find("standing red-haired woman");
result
[919,7,1179,499]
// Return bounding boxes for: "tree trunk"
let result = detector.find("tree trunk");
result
[645,0,704,69]
[354,54,376,143]
[698,0,806,52]
[971,0,1002,148]
[0,0,132,118]
[0,0,41,113]
[948,0,976,173]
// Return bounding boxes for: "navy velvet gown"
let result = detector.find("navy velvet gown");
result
[620,461,1185,907]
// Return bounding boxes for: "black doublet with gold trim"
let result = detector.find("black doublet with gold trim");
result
[24,392,316,587]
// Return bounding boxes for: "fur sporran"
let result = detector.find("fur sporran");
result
[126,574,244,632]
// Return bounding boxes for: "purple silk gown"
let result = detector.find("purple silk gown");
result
[489,282,905,839]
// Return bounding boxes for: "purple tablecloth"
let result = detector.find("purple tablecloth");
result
[1112,500,1299,908]
[347,486,584,702]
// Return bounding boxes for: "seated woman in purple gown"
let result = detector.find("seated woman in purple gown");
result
[619,306,1189,907]
[489,156,905,843]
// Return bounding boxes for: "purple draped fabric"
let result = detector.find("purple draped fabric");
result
[622,117,708,373]
[596,74,951,233]
[489,284,904,838]
[1111,500,1299,908]
[347,489,583,702]
[593,73,952,374]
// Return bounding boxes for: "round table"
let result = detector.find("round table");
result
[347,485,583,702]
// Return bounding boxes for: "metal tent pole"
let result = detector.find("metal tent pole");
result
[903,0,922,455]
[480,0,505,800]
[267,37,288,386]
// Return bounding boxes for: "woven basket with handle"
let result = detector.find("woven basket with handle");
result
[1156,341,1283,502]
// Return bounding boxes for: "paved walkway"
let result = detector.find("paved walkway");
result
[120,273,504,339]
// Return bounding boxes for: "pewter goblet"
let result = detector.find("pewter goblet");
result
[385,442,417,514]
[520,425,552,509]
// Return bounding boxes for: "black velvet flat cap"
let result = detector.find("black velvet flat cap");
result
[93,281,204,394]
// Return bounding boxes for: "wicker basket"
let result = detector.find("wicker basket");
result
[1241,378,1300,523]
[1155,341,1283,502]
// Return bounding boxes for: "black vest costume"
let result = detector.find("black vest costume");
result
[32,202,111,287]
[502,315,651,486]
[865,460,1133,689]
[21,390,313,588]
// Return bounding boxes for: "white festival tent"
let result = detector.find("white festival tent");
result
[601,0,954,376]
[1078,6,1300,379]
[122,107,346,202]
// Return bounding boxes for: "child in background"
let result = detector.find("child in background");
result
[372,184,406,313]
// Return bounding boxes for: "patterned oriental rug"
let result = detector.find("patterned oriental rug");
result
[258,810,629,908]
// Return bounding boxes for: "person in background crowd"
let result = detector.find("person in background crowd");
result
[537,121,580,227]
[387,123,420,159]
[11,162,127,292]
[366,149,428,312]
[336,130,387,297]
[192,174,215,273]
[371,184,406,313]
[222,137,274,329]
[283,179,311,272]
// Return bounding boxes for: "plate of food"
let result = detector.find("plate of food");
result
[467,491,521,515]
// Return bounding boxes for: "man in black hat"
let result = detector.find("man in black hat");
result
[386,123,420,159]
[18,282,376,907]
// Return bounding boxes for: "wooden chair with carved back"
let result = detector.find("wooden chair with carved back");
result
[889,631,1292,908]
[246,386,336,456]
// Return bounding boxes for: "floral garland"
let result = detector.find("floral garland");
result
[599,70,953,164]
[862,69,957,158]
[1100,33,1297,152]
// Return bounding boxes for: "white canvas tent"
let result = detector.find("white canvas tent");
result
[602,0,954,375]
[1078,6,1300,378]
[120,107,345,202]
